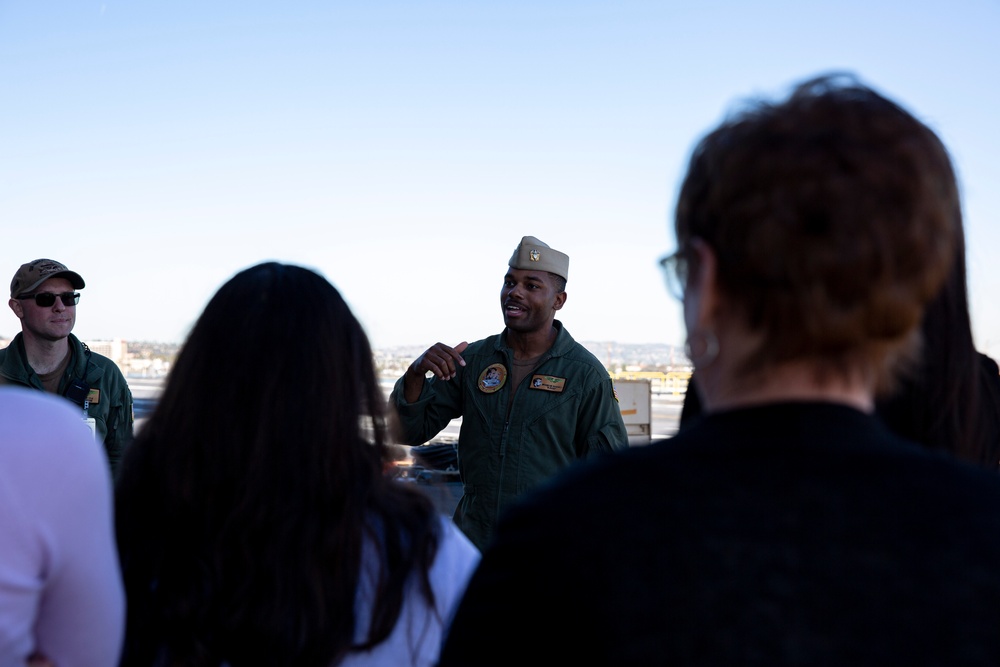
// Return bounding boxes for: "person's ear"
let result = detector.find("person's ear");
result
[8,298,24,320]
[553,290,566,311]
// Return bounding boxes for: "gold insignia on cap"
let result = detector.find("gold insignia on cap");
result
[508,236,569,280]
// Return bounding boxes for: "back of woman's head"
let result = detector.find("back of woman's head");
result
[142,262,383,504]
[117,262,438,665]
[675,73,960,384]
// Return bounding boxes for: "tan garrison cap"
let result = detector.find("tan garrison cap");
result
[10,259,86,298]
[508,236,569,281]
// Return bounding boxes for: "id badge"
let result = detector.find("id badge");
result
[83,417,97,440]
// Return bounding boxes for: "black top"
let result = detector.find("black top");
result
[877,352,1000,468]
[680,353,1000,470]
[439,402,1000,666]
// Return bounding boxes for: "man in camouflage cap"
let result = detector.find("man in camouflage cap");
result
[1,259,134,476]
[389,236,628,551]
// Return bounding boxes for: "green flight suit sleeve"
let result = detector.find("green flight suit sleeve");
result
[104,378,134,477]
[578,374,630,456]
[389,371,464,447]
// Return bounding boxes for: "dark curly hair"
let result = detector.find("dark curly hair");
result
[675,73,959,390]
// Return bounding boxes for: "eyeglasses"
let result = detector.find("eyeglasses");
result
[658,250,688,300]
[17,292,80,307]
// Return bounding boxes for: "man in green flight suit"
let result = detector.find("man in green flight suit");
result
[390,236,629,551]
[1,259,134,476]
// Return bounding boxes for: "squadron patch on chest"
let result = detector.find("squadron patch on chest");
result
[86,388,101,404]
[478,363,507,394]
[529,374,566,392]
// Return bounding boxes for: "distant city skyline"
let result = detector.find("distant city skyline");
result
[0,335,691,378]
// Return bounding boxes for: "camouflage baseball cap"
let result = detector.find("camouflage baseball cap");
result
[10,259,86,298]
[508,236,569,281]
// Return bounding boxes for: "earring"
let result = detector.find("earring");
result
[685,329,719,367]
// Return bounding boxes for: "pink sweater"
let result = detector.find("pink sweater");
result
[0,387,124,666]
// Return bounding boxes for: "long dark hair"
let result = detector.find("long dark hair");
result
[115,262,441,665]
[877,228,1000,468]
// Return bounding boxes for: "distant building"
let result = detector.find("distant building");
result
[85,338,128,368]
[86,339,175,378]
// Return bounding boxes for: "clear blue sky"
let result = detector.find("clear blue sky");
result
[2,1,998,354]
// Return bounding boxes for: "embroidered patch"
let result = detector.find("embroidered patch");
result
[86,388,101,404]
[478,363,507,394]
[529,374,566,392]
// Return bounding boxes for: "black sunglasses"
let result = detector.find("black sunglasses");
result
[17,291,81,307]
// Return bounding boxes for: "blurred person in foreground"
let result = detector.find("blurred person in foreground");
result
[389,236,628,551]
[681,223,1000,467]
[0,387,124,666]
[438,74,1000,666]
[115,262,480,666]
[1,259,134,475]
